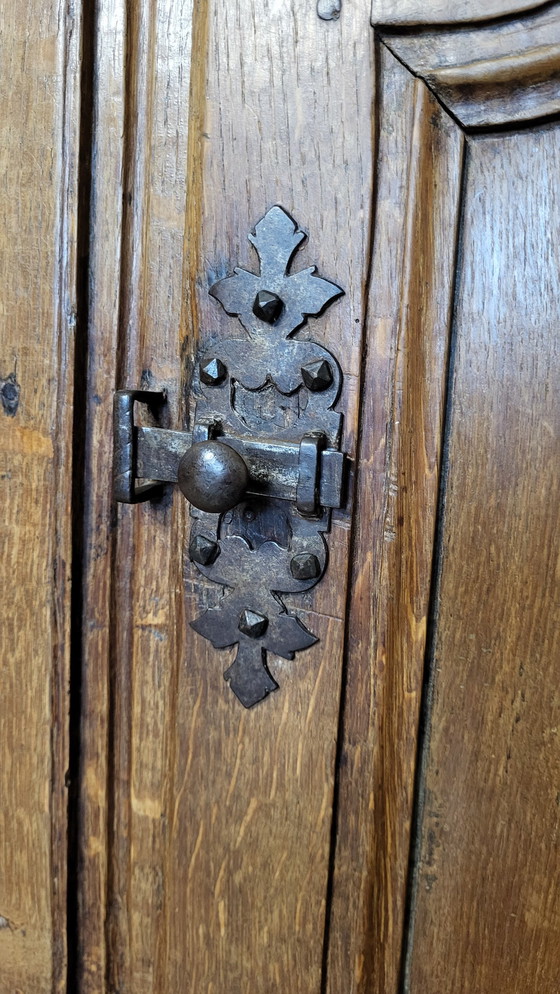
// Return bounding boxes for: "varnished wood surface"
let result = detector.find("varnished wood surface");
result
[77,1,195,990]
[371,0,547,26]
[77,2,126,988]
[79,1,374,992]
[406,127,560,992]
[0,1,81,990]
[78,3,560,993]
[326,48,464,994]
[382,3,560,127]
[143,0,373,986]
[108,2,195,990]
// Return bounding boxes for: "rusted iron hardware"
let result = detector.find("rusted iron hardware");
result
[317,0,342,20]
[114,205,346,707]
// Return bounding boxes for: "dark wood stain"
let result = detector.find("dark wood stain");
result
[406,126,560,994]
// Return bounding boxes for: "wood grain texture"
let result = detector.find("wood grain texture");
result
[325,47,464,994]
[0,0,81,990]
[108,2,195,991]
[78,1,195,992]
[371,0,548,26]
[79,1,374,992]
[164,2,374,990]
[77,0,127,989]
[382,5,560,127]
[79,4,560,992]
[406,127,560,993]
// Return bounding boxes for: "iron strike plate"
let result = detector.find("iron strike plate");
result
[114,206,347,707]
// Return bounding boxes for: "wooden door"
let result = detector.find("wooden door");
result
[76,2,560,991]
[2,1,560,992]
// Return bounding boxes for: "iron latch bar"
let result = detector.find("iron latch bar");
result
[135,424,345,509]
[114,389,345,513]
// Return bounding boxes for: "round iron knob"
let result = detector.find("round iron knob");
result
[177,440,249,513]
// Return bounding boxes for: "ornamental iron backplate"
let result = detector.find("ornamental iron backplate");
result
[114,206,346,707]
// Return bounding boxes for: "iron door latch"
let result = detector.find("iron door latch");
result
[114,206,347,707]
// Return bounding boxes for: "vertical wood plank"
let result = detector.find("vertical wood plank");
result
[77,1,126,990]
[108,2,195,990]
[325,47,464,994]
[407,126,560,994]
[78,1,196,992]
[161,3,375,991]
[0,1,81,990]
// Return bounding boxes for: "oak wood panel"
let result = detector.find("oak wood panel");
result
[382,4,560,127]
[79,1,374,992]
[77,1,127,989]
[406,126,560,993]
[325,47,464,994]
[371,0,547,26]
[108,3,195,991]
[0,1,81,990]
[165,2,373,990]
[78,1,196,992]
